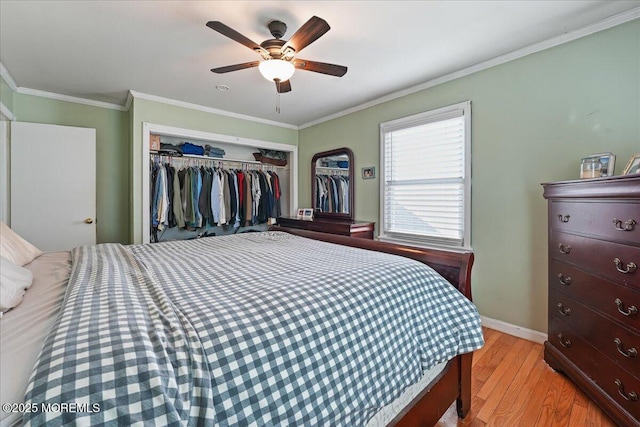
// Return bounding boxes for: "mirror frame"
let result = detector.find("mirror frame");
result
[311,147,355,221]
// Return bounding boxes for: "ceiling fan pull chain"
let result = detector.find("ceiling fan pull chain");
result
[275,80,281,113]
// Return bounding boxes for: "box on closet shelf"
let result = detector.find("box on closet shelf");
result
[149,134,160,151]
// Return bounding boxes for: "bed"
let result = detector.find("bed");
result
[0,228,483,426]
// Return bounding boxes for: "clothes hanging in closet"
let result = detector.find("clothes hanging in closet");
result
[315,174,349,214]
[150,160,282,240]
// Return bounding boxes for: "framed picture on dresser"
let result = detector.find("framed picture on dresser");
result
[587,152,616,177]
[622,153,640,175]
[297,208,313,219]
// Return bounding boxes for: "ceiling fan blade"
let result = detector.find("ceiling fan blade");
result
[281,16,330,55]
[211,61,260,74]
[276,80,292,93]
[292,59,347,77]
[206,21,267,55]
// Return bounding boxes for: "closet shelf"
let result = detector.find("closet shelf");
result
[150,151,284,168]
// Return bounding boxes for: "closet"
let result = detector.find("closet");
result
[143,127,295,243]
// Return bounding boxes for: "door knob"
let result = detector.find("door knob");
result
[84,218,94,224]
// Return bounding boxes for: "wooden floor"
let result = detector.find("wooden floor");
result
[435,328,617,427]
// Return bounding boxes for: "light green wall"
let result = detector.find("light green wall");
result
[299,20,640,333]
[8,93,297,246]
[7,19,637,332]
[13,94,130,244]
[129,97,298,243]
[1,76,14,113]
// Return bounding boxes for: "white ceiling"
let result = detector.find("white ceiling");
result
[1,1,639,127]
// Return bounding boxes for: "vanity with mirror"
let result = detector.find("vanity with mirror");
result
[276,147,375,239]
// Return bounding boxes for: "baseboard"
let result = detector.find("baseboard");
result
[480,316,547,344]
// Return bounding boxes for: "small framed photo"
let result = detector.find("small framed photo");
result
[362,166,375,179]
[296,208,305,218]
[589,152,616,177]
[302,209,314,220]
[622,153,640,175]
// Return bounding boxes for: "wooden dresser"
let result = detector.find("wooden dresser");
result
[276,216,375,239]
[542,175,640,426]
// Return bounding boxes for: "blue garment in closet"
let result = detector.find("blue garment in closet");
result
[181,142,205,156]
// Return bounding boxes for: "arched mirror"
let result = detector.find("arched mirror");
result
[311,147,354,221]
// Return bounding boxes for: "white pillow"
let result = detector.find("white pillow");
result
[0,256,34,315]
[0,221,42,266]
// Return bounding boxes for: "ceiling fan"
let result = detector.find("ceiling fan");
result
[206,16,347,94]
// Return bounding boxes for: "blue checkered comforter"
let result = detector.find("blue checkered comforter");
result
[23,231,483,426]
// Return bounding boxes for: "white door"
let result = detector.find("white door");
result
[0,120,9,224]
[10,122,96,251]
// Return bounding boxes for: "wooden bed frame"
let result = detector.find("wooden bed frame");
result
[270,226,476,426]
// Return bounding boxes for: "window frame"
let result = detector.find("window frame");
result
[378,100,472,251]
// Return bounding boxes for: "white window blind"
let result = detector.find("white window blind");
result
[380,101,471,249]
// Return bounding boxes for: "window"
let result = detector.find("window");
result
[379,101,471,250]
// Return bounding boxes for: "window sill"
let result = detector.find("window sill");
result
[377,235,472,253]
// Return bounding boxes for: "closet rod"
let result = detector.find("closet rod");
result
[316,166,349,175]
[316,166,349,171]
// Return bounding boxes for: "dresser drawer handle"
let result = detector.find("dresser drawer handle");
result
[614,338,638,358]
[557,243,571,254]
[613,218,637,231]
[557,333,572,348]
[615,298,638,316]
[558,214,570,223]
[557,302,571,316]
[557,274,572,286]
[615,379,639,402]
[614,258,637,274]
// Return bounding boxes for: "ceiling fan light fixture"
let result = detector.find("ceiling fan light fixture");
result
[258,59,295,83]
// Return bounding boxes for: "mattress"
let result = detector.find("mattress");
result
[0,252,71,427]
[2,233,482,426]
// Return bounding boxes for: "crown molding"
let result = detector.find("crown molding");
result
[15,87,127,111]
[2,6,637,130]
[124,91,134,111]
[299,7,640,130]
[0,63,18,92]
[128,90,298,130]
[1,61,129,112]
[0,101,16,121]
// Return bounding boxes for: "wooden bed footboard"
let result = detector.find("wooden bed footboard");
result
[270,226,476,425]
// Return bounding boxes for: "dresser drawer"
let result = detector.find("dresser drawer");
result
[276,217,375,239]
[550,260,640,332]
[550,231,640,288]
[550,288,640,375]
[550,200,640,244]
[305,222,348,234]
[548,318,599,379]
[549,319,640,419]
